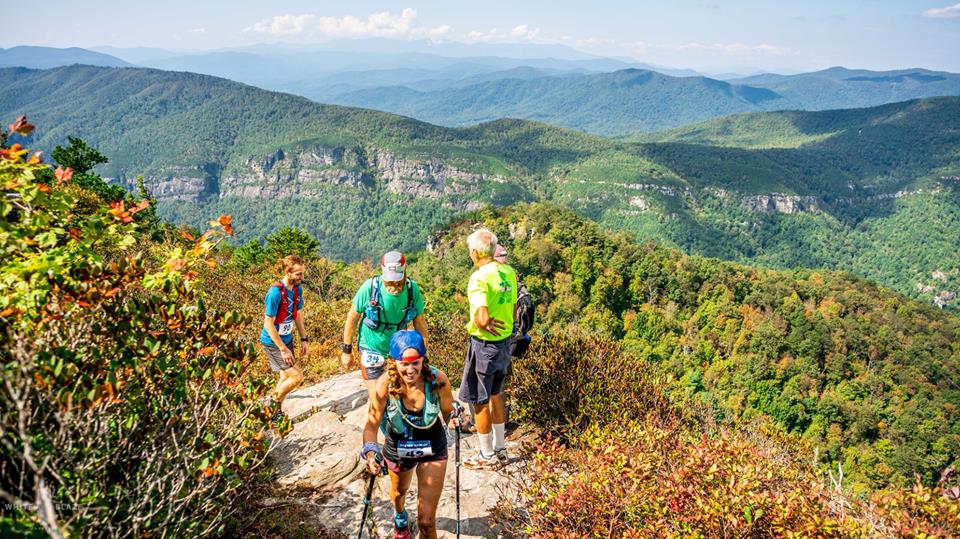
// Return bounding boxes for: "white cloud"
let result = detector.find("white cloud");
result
[190,27,207,34]
[245,8,451,39]
[465,25,542,43]
[676,42,791,56]
[246,14,317,36]
[922,3,960,18]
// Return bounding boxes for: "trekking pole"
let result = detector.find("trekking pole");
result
[357,453,384,539]
[454,402,463,539]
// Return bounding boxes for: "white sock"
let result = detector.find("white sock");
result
[478,431,495,458]
[493,423,506,451]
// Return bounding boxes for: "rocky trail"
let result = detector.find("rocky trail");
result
[262,372,524,538]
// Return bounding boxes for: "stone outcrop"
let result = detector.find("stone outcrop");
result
[126,145,507,210]
[629,196,651,211]
[740,194,820,214]
[266,372,521,538]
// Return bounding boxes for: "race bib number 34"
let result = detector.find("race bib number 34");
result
[360,350,385,368]
[278,321,294,336]
[397,440,433,459]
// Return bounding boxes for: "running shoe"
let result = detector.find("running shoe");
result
[393,510,411,539]
[495,448,508,465]
[463,452,502,471]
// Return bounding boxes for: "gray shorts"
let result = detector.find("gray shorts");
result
[458,336,512,405]
[262,341,295,372]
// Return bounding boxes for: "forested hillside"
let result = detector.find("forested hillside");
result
[2,65,957,309]
[3,118,958,536]
[415,203,960,492]
[326,66,960,136]
[328,68,786,135]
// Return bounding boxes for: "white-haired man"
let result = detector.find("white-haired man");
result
[460,228,518,469]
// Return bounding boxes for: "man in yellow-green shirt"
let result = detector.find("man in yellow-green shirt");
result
[460,228,518,470]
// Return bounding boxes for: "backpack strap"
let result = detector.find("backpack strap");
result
[272,281,300,325]
[272,282,286,325]
[292,285,300,321]
[369,276,381,308]
[401,280,417,326]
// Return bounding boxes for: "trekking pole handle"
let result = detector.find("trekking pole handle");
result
[452,401,465,429]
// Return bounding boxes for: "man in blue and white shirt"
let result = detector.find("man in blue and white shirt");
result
[261,255,308,417]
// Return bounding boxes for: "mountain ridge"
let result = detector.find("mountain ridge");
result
[1,65,956,308]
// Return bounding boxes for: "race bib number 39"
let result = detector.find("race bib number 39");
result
[278,321,294,336]
[397,440,433,459]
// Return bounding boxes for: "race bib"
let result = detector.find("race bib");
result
[360,350,385,368]
[397,440,433,459]
[278,321,294,336]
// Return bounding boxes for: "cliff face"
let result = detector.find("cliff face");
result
[123,146,936,219]
[123,145,505,208]
[740,194,820,214]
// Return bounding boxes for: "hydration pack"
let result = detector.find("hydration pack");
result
[512,280,534,357]
[362,277,417,332]
[272,281,300,324]
[380,366,440,437]
[514,280,534,336]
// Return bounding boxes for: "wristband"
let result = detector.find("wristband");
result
[360,441,381,460]
[300,336,309,342]
[340,343,352,354]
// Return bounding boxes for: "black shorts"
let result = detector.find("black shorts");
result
[383,421,448,472]
[458,336,512,405]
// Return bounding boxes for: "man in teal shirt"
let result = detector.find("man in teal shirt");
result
[460,228,518,470]
[341,251,428,400]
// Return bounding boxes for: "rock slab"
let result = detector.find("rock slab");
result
[268,372,520,537]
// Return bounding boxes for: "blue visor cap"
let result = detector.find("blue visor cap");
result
[390,330,427,362]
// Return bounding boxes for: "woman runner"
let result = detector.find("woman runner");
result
[360,330,465,539]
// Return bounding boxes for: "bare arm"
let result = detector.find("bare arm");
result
[263,315,286,349]
[437,371,468,427]
[343,309,362,345]
[295,311,308,356]
[295,311,307,339]
[341,310,362,369]
[362,377,390,473]
[413,314,429,348]
[473,306,505,336]
[362,376,389,445]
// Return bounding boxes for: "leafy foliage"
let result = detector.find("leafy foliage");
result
[422,204,960,491]
[0,120,275,537]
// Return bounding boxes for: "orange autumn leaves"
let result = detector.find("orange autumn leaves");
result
[107,199,151,223]
[9,115,34,136]
[2,115,41,165]
[212,214,234,236]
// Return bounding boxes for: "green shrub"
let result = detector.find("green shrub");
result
[0,119,275,537]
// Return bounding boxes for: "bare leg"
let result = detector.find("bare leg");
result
[389,467,415,514]
[364,378,379,404]
[275,365,303,403]
[473,402,491,434]
[273,370,287,399]
[489,393,506,425]
[414,460,447,539]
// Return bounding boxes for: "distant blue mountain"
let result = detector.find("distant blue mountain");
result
[730,67,960,109]
[326,68,788,135]
[0,46,131,69]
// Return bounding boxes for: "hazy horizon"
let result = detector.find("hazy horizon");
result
[7,1,960,74]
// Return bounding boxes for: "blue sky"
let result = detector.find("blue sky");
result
[12,1,960,72]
